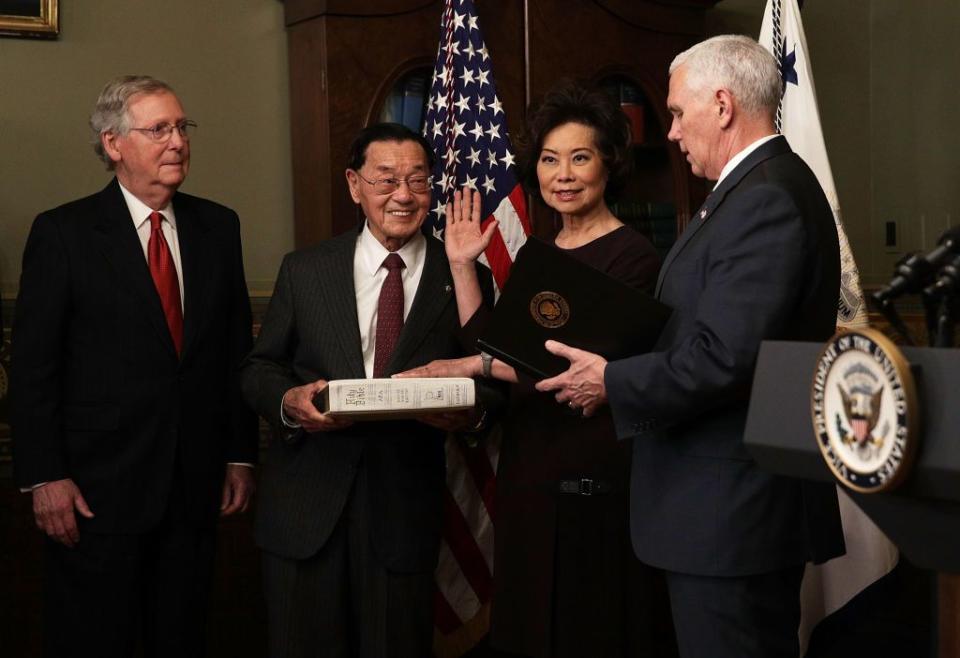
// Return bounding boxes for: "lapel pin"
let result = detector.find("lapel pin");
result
[445,284,452,292]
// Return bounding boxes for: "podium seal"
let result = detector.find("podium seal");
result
[529,291,570,329]
[811,328,919,493]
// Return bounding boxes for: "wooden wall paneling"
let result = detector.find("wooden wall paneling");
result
[287,18,332,247]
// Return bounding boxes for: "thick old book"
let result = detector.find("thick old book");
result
[477,237,672,380]
[314,377,475,420]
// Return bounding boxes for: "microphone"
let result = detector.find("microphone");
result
[872,226,960,306]
[923,253,960,299]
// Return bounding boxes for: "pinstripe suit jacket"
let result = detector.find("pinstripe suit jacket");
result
[241,226,493,572]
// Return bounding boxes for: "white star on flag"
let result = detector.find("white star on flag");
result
[467,147,482,167]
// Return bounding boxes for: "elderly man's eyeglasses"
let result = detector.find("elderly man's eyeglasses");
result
[353,171,432,195]
[128,120,197,142]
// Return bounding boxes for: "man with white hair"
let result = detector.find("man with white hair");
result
[12,75,257,657]
[537,35,845,657]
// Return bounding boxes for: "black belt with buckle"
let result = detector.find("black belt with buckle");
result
[557,478,613,496]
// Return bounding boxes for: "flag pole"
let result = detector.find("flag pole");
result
[523,0,531,110]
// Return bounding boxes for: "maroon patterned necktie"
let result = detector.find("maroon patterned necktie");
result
[373,253,406,377]
[147,211,184,355]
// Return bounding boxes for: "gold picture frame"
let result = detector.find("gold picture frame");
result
[0,0,59,39]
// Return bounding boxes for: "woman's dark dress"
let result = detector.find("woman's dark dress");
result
[489,226,677,658]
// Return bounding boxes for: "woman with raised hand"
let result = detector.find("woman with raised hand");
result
[401,80,675,658]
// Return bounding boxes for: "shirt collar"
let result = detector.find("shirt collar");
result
[356,220,426,276]
[118,181,177,230]
[714,134,779,189]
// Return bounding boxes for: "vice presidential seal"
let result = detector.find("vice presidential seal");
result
[530,291,570,329]
[811,328,919,493]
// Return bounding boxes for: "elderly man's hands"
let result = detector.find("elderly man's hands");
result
[534,340,609,417]
[282,379,354,433]
[32,478,94,547]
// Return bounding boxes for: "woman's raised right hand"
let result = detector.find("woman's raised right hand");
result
[444,187,499,265]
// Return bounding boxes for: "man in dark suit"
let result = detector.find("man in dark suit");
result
[11,75,258,658]
[240,123,497,658]
[536,36,845,657]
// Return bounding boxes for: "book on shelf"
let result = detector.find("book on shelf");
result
[313,377,475,420]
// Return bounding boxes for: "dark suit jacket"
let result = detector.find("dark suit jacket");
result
[11,178,258,532]
[605,136,845,577]
[240,227,497,573]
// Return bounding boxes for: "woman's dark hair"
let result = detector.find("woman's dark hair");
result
[347,122,435,171]
[520,79,633,205]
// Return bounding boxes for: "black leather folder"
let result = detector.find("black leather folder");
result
[477,236,672,379]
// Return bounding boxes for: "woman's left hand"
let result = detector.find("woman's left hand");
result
[394,355,482,379]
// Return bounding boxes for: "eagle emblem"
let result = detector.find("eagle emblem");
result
[836,363,888,461]
[812,328,918,493]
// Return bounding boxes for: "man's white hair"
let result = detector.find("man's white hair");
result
[670,35,781,118]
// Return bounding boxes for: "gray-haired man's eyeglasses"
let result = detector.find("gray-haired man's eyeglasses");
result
[127,120,197,142]
[352,171,432,195]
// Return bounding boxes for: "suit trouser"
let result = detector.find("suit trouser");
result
[663,564,805,658]
[261,463,434,658]
[42,484,216,658]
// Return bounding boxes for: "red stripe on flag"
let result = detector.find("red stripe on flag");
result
[507,183,532,235]
[434,584,464,634]
[482,223,513,290]
[442,489,493,602]
[451,438,497,523]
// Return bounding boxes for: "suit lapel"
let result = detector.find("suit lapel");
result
[385,237,453,375]
[655,195,717,297]
[175,194,209,361]
[92,179,177,358]
[655,136,791,297]
[316,231,366,378]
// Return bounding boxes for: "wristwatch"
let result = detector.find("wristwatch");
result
[480,351,493,378]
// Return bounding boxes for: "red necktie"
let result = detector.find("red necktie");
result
[373,253,405,377]
[148,211,184,355]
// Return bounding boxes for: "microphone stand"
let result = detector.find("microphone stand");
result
[869,294,916,346]
[922,254,960,348]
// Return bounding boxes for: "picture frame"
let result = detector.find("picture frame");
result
[0,0,58,39]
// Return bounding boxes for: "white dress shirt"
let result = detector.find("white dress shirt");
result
[714,134,780,189]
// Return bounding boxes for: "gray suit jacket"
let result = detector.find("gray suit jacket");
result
[240,226,496,573]
[605,137,845,577]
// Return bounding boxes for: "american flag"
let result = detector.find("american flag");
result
[423,0,530,655]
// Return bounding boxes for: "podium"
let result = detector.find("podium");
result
[744,340,960,656]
